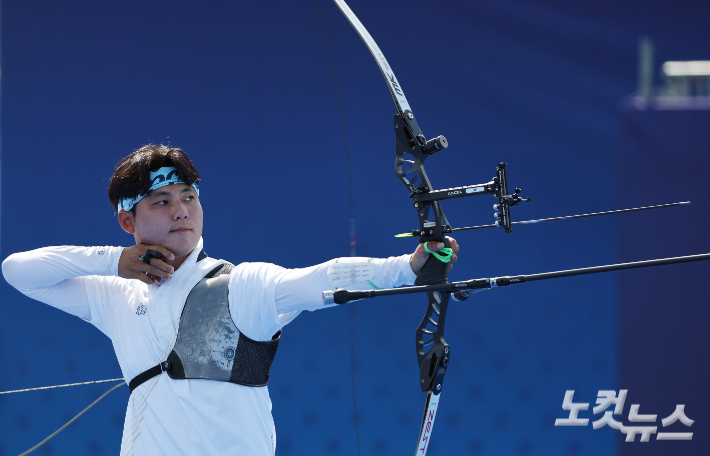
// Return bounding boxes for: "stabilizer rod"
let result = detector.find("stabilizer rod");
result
[323,252,710,305]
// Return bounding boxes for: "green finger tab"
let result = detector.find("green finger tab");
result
[424,243,453,263]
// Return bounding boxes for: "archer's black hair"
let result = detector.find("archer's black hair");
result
[107,144,200,214]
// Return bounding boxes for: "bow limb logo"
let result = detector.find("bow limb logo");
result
[387,73,404,97]
[377,52,392,71]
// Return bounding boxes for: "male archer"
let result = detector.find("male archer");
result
[2,144,459,455]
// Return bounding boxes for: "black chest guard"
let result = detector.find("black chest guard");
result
[129,262,281,393]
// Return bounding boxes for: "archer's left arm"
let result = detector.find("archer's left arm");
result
[274,254,414,314]
[274,238,458,314]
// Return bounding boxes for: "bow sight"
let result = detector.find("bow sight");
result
[395,114,531,238]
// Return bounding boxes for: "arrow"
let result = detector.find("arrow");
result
[395,201,690,237]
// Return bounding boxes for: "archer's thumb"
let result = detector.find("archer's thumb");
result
[428,241,445,251]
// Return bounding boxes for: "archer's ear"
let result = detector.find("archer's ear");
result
[118,210,136,234]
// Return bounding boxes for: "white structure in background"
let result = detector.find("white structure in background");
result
[634,36,710,108]
[660,61,710,97]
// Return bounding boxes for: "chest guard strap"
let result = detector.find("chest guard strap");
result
[129,263,281,394]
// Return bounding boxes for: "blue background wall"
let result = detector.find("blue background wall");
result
[617,107,710,456]
[0,0,708,455]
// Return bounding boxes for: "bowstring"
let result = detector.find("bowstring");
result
[315,1,362,455]
[0,377,125,395]
[16,381,127,456]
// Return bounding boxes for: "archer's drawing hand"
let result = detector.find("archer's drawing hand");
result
[118,244,175,284]
[410,237,459,275]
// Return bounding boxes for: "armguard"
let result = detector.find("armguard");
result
[327,258,377,288]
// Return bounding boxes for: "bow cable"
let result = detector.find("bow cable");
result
[13,381,126,456]
[0,377,125,395]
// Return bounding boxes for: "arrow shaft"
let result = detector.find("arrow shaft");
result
[453,201,690,232]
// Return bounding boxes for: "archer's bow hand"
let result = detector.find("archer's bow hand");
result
[410,237,459,275]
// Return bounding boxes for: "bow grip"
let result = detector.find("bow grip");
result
[415,238,451,286]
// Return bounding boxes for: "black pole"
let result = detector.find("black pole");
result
[506,252,710,284]
[322,252,710,305]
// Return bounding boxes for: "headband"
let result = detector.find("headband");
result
[118,166,200,212]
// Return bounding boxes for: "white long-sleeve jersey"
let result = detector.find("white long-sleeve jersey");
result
[2,237,416,455]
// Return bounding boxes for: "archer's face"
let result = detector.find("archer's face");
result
[130,184,203,258]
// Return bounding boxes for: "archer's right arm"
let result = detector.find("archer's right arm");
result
[1,246,124,320]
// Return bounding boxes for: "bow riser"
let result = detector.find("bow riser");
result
[415,291,451,392]
[394,114,437,195]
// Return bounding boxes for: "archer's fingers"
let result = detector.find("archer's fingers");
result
[141,263,173,280]
[144,245,175,262]
[445,236,459,254]
[425,239,458,253]
[147,258,175,275]
[132,270,156,285]
[425,241,446,251]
